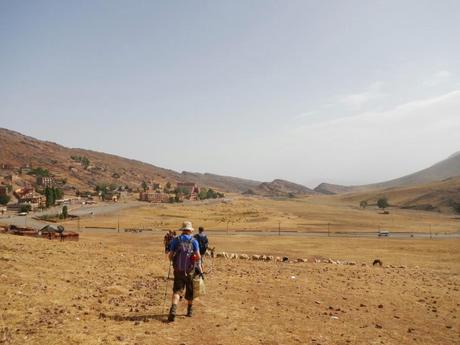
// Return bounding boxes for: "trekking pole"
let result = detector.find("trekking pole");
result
[162,261,172,313]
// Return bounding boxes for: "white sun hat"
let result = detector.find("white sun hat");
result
[180,221,194,232]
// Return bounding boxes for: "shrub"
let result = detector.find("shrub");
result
[377,197,389,210]
[0,194,10,205]
[20,204,32,213]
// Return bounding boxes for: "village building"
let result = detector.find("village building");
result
[102,191,120,202]
[20,166,32,174]
[151,182,161,190]
[0,163,14,170]
[36,176,55,188]
[176,182,199,200]
[14,187,45,209]
[139,191,170,203]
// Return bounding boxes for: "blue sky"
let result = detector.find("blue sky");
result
[1,1,459,186]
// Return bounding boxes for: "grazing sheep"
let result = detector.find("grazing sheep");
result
[372,259,383,267]
[282,256,289,262]
[252,255,261,260]
[275,257,282,262]
[206,246,216,258]
[239,254,249,260]
[266,256,274,261]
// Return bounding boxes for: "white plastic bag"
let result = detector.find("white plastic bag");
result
[193,276,206,299]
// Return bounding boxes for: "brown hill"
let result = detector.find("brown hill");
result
[0,128,265,193]
[338,176,460,213]
[246,179,315,197]
[314,183,355,195]
[180,171,261,193]
[314,152,460,195]
[0,128,182,191]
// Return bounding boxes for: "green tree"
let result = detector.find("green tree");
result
[62,205,68,219]
[28,167,49,177]
[207,188,217,199]
[452,202,460,214]
[360,200,368,209]
[45,187,54,207]
[198,188,208,200]
[141,181,148,192]
[81,157,90,168]
[377,197,389,211]
[20,204,32,213]
[0,194,10,205]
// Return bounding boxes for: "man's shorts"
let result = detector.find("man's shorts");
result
[173,271,194,300]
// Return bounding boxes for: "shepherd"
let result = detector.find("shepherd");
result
[167,221,203,322]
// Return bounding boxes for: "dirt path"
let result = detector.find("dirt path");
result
[0,232,459,344]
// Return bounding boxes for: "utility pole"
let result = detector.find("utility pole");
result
[278,221,281,236]
[117,216,120,233]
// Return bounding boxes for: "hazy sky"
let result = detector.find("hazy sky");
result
[1,1,459,187]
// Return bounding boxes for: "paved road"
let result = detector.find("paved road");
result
[207,230,460,239]
[1,201,459,239]
[0,201,144,230]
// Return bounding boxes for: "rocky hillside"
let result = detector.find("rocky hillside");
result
[314,152,460,195]
[180,171,261,193]
[0,128,283,194]
[314,183,355,195]
[339,176,460,213]
[246,179,315,197]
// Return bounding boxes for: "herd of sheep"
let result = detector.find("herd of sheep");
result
[206,250,358,266]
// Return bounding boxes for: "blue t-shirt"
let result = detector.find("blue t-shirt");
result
[169,234,199,253]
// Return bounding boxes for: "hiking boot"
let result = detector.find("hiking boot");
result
[186,304,193,317]
[168,304,177,322]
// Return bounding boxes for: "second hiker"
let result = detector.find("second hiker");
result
[194,226,209,265]
[167,221,203,322]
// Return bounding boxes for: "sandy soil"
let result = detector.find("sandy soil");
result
[1,231,459,345]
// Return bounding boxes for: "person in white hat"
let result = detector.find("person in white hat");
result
[167,221,203,321]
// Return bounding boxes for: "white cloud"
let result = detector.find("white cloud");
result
[277,90,460,185]
[339,81,385,109]
[423,70,452,87]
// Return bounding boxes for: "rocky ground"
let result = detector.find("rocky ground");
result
[0,232,459,345]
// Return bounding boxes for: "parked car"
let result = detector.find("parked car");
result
[18,212,28,216]
[378,230,390,237]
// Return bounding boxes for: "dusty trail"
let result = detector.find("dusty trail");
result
[1,232,459,344]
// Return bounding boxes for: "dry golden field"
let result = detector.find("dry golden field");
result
[1,195,459,344]
[65,194,459,234]
[0,230,459,345]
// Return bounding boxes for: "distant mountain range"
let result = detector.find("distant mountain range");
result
[1,128,458,199]
[314,152,460,194]
[0,128,312,196]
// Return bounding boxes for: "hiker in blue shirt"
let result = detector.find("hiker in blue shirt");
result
[168,221,203,322]
[194,226,209,264]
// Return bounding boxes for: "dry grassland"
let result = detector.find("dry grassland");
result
[66,195,459,234]
[1,230,459,345]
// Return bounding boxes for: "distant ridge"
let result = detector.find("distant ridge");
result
[314,152,460,194]
[0,128,308,195]
[247,179,315,197]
